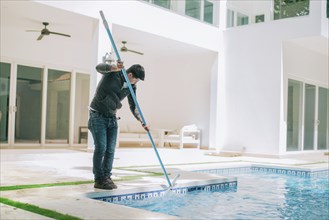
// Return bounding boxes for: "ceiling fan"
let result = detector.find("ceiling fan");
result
[26,22,71,41]
[120,41,144,55]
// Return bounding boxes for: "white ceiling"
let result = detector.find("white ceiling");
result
[1,1,96,43]
[1,0,209,60]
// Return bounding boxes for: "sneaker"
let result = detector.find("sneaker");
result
[105,176,118,189]
[94,180,114,190]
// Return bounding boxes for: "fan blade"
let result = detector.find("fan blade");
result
[49,31,71,37]
[37,34,44,41]
[127,49,144,55]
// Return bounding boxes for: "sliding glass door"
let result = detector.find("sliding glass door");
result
[15,65,43,143]
[318,87,329,150]
[303,84,316,150]
[0,62,11,144]
[0,61,90,147]
[46,69,71,144]
[287,79,302,151]
[286,79,329,151]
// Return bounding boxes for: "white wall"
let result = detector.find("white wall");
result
[118,49,216,147]
[283,42,328,84]
[39,0,220,147]
[221,0,323,155]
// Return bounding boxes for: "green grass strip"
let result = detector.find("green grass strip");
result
[0,197,82,220]
[0,173,163,191]
[0,181,93,191]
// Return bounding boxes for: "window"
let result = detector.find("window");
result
[227,9,235,28]
[287,79,328,152]
[15,65,43,143]
[255,14,265,23]
[237,12,249,26]
[185,0,201,20]
[204,0,214,24]
[0,62,11,143]
[74,73,90,144]
[287,79,302,151]
[152,0,170,9]
[327,0,329,18]
[303,83,316,150]
[274,0,309,20]
[46,69,71,144]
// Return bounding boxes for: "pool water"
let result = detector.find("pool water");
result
[115,171,329,219]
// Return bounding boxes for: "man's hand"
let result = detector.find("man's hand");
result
[111,60,124,72]
[141,122,150,131]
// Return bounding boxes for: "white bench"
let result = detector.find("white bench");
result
[116,124,159,147]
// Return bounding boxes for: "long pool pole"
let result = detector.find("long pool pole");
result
[99,11,172,187]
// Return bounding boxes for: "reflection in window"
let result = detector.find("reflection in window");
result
[204,0,214,24]
[274,0,309,20]
[327,0,329,18]
[15,65,43,143]
[317,87,328,150]
[142,0,218,26]
[287,79,302,151]
[0,62,11,143]
[74,73,90,144]
[237,12,249,26]
[227,9,235,28]
[152,0,170,9]
[303,83,316,150]
[255,14,265,23]
[46,69,71,144]
[186,0,201,20]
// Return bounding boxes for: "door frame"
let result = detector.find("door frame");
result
[286,73,329,152]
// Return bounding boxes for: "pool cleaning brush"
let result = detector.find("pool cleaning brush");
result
[164,173,181,194]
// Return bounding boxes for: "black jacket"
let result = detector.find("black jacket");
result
[90,64,141,121]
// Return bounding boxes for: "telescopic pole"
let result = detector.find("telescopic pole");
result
[99,11,172,187]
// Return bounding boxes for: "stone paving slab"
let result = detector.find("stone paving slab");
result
[0,203,53,220]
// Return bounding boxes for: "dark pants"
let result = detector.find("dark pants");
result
[88,110,118,181]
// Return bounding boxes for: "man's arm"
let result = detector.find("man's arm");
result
[95,61,124,74]
[127,89,149,131]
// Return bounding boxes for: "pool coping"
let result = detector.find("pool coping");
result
[87,163,329,204]
[86,170,238,202]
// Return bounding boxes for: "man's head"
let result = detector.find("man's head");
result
[126,64,145,81]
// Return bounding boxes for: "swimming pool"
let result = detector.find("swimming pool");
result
[112,167,329,219]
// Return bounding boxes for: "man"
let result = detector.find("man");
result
[88,61,146,190]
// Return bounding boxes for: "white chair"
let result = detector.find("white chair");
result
[163,124,201,149]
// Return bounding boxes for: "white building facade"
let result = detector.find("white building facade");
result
[0,0,328,156]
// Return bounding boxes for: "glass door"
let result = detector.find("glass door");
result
[286,79,302,151]
[73,73,90,144]
[286,79,329,151]
[15,65,43,143]
[0,62,11,144]
[303,84,316,150]
[46,69,71,144]
[317,87,329,150]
